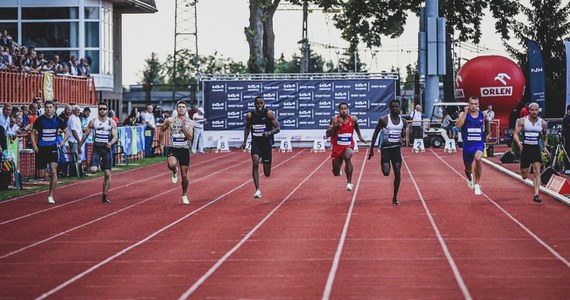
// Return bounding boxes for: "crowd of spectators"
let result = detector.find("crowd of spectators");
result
[0,29,90,76]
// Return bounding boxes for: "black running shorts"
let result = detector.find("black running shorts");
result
[166,147,190,166]
[520,144,542,169]
[91,144,113,171]
[251,139,272,164]
[35,145,58,169]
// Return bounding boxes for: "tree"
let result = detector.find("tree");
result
[245,0,281,73]
[274,49,330,73]
[503,0,570,117]
[140,52,163,105]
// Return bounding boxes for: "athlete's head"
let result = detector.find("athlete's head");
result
[44,100,55,116]
[389,100,400,114]
[528,102,540,118]
[338,102,349,118]
[97,101,108,117]
[468,96,479,113]
[176,100,187,117]
[254,96,265,113]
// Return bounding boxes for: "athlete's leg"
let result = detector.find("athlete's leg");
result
[251,154,261,190]
[103,169,111,195]
[332,156,343,176]
[263,163,271,177]
[532,161,541,196]
[180,164,190,196]
[473,150,484,184]
[392,161,402,201]
[343,147,354,183]
[167,155,178,171]
[48,161,58,197]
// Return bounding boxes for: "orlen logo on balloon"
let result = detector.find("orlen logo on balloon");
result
[480,73,513,97]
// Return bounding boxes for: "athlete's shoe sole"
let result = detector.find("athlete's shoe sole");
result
[48,196,55,204]
[182,195,189,205]
[253,190,262,199]
[392,199,400,206]
[346,183,353,191]
[474,184,482,195]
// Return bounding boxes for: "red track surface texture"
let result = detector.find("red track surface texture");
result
[1,149,569,299]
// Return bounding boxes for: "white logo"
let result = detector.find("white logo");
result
[319,119,330,125]
[354,101,367,105]
[283,101,296,107]
[319,83,332,88]
[355,83,367,88]
[335,92,348,97]
[247,84,261,89]
[480,86,513,97]
[227,93,240,98]
[283,119,296,124]
[299,110,312,116]
[494,73,511,86]
[212,103,224,107]
[263,92,276,98]
[299,92,311,97]
[530,68,543,73]
[283,84,296,89]
[212,120,225,125]
[227,111,241,117]
[212,84,224,89]
[319,100,332,106]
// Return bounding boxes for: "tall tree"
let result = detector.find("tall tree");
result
[245,0,281,73]
[140,52,163,105]
[503,0,570,117]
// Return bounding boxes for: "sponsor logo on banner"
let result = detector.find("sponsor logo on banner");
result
[227,85,244,91]
[455,89,465,98]
[334,92,348,100]
[264,85,279,90]
[211,119,226,129]
[319,118,330,127]
[278,111,296,117]
[357,118,368,127]
[298,109,313,118]
[299,120,316,126]
[228,121,245,127]
[370,84,388,88]
[283,83,297,91]
[263,92,277,100]
[480,86,513,97]
[211,102,226,111]
[318,100,333,109]
[318,82,332,90]
[299,84,315,89]
[228,103,246,109]
[282,118,297,128]
[247,84,261,92]
[334,83,351,89]
[315,111,332,116]
[354,83,368,91]
[227,111,242,119]
[354,100,368,109]
[299,92,312,100]
[282,101,296,109]
[227,93,241,101]
[247,102,255,109]
[298,102,315,107]
[211,84,225,92]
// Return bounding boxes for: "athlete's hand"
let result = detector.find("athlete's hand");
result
[367,149,374,160]
[463,105,469,113]
[543,147,550,157]
[358,136,366,144]
[240,142,246,150]
[517,141,524,152]
[159,144,164,153]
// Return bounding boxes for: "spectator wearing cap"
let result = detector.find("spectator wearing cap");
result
[192,107,207,153]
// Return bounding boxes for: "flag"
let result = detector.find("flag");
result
[527,39,546,114]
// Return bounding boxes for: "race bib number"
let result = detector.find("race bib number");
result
[94,129,110,143]
[172,133,187,147]
[252,124,266,137]
[467,127,482,141]
[41,129,56,142]
[524,132,539,145]
[387,130,401,143]
[337,133,352,146]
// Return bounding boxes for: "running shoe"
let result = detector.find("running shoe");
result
[48,196,55,204]
[467,180,474,189]
[392,199,400,206]
[533,195,542,203]
[171,167,178,184]
[253,190,262,199]
[182,195,189,205]
[346,183,353,191]
[102,197,111,204]
[474,184,482,195]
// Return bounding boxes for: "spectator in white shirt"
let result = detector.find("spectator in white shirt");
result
[485,105,495,122]
[192,107,207,153]
[67,105,83,176]
[410,104,423,143]
[143,105,156,157]
[0,103,16,137]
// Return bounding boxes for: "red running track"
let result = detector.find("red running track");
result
[0,148,568,299]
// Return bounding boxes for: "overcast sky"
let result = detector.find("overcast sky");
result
[121,0,530,86]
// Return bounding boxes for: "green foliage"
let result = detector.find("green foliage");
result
[503,0,570,117]
[274,48,332,73]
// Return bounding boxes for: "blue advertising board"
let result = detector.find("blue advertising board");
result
[203,79,396,132]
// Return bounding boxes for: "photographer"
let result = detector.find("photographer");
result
[562,104,570,174]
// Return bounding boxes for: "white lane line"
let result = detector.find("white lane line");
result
[432,149,570,268]
[321,149,369,300]
[178,154,329,300]
[403,154,473,300]
[34,150,306,300]
[0,152,235,204]
[1,159,250,260]
[0,152,239,225]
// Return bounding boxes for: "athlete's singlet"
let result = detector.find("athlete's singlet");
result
[249,108,274,145]
[522,116,543,146]
[168,116,192,149]
[93,117,113,146]
[331,115,355,159]
[381,115,404,149]
[460,111,485,164]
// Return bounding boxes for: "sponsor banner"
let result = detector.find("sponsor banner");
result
[527,39,546,113]
[203,79,396,130]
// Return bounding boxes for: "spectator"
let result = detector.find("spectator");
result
[34,97,43,116]
[123,108,142,126]
[192,107,206,153]
[520,103,530,118]
[67,105,83,177]
[0,30,12,48]
[78,57,89,76]
[154,108,165,126]
[109,109,119,124]
[59,104,72,123]
[143,105,156,157]
[80,107,91,132]
[52,54,62,72]
[67,55,78,76]
[410,104,423,143]
[485,105,495,122]
[20,105,29,125]
[0,103,16,137]
[28,103,38,125]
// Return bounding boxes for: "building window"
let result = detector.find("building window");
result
[0,8,17,20]
[85,21,99,47]
[86,50,99,74]
[22,22,79,48]
[22,7,79,20]
[85,7,99,20]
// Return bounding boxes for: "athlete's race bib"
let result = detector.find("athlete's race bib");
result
[172,133,187,147]
[467,127,482,142]
[41,129,57,142]
[388,130,401,143]
[337,133,353,146]
[524,132,539,145]
[94,130,110,143]
[252,124,266,137]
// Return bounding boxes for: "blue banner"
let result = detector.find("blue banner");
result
[565,41,570,108]
[203,79,396,131]
[527,39,546,114]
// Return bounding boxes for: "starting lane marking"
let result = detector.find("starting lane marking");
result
[0,152,237,225]
[321,149,369,300]
[403,155,473,300]
[35,150,307,300]
[431,149,570,269]
[1,158,251,260]
[0,152,235,204]
[179,154,330,300]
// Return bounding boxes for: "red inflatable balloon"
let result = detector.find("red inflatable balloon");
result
[455,55,525,133]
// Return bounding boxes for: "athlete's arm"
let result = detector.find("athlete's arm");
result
[483,111,491,141]
[326,116,339,138]
[78,119,95,152]
[158,118,171,152]
[542,119,549,155]
[454,106,469,129]
[352,115,366,143]
[513,118,524,151]
[241,113,251,149]
[60,127,69,148]
[108,120,118,148]
[368,116,387,160]
[29,126,38,153]
[182,118,194,141]
[263,110,280,138]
